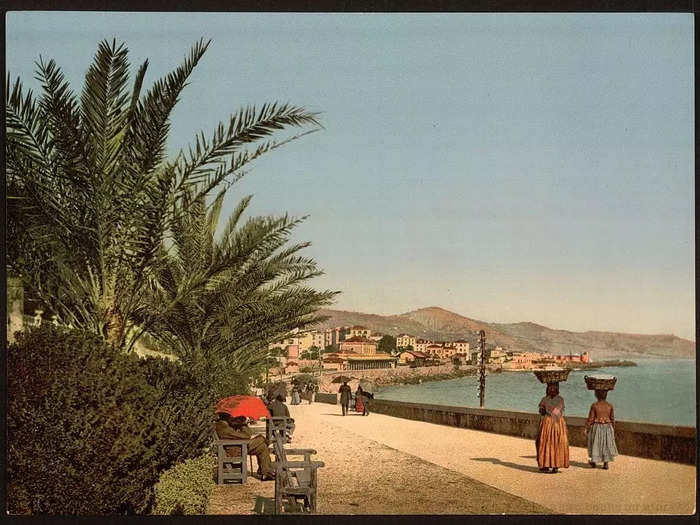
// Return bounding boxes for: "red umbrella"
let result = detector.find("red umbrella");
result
[215,395,271,421]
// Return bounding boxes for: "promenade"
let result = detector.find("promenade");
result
[209,400,696,515]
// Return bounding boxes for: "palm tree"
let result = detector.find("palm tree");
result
[136,188,338,390]
[6,38,322,350]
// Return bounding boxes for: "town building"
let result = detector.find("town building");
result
[324,327,343,348]
[285,344,300,359]
[339,336,377,355]
[310,330,325,349]
[284,361,299,374]
[398,351,428,365]
[426,344,456,360]
[349,325,371,338]
[321,356,345,370]
[488,347,507,364]
[396,334,417,349]
[414,339,430,353]
[346,354,396,370]
[296,332,314,352]
[454,340,470,354]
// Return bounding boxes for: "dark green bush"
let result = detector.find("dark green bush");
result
[7,325,214,515]
[152,453,214,515]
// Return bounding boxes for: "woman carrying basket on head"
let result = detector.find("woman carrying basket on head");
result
[584,376,619,470]
[536,382,570,473]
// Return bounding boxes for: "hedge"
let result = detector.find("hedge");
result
[7,325,214,514]
[152,453,215,515]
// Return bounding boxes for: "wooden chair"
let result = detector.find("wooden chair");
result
[213,432,249,484]
[271,435,324,514]
[266,416,294,445]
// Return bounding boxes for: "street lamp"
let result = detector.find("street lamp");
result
[478,330,486,408]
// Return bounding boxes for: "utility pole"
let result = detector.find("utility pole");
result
[478,330,486,408]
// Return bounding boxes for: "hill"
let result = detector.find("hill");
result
[315,306,695,360]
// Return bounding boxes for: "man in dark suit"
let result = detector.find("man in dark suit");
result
[339,381,352,416]
[269,393,295,441]
[215,413,275,480]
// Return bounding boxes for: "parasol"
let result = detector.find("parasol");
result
[215,395,271,421]
[332,375,355,384]
[359,379,377,394]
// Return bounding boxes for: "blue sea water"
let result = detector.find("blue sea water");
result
[375,359,697,427]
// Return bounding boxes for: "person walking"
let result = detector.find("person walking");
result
[305,383,316,405]
[355,385,365,414]
[536,382,570,473]
[585,389,618,469]
[339,381,352,416]
[291,385,301,405]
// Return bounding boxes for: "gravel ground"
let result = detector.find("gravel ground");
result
[207,403,550,515]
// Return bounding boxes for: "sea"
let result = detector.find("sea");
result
[375,358,697,427]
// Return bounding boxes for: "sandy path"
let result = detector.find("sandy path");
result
[307,401,696,514]
[208,400,550,514]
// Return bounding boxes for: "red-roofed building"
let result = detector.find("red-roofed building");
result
[340,336,377,355]
[398,351,428,365]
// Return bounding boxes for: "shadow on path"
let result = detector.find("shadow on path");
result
[471,457,543,473]
[322,413,364,417]
[253,496,275,514]
[480,456,593,471]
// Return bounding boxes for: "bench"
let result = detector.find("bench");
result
[213,432,249,484]
[271,435,324,514]
[266,416,294,445]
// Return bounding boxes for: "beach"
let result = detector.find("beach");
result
[208,399,696,515]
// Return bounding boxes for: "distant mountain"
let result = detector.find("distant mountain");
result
[315,306,695,360]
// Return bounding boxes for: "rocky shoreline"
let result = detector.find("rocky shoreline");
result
[564,359,637,369]
[319,359,638,392]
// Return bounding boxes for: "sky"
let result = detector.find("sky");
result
[6,12,695,340]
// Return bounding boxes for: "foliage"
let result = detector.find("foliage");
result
[399,368,477,385]
[291,373,318,386]
[377,335,396,354]
[323,344,339,353]
[135,186,337,392]
[7,325,213,515]
[300,366,315,373]
[300,345,320,360]
[152,454,214,515]
[398,345,414,352]
[6,38,322,350]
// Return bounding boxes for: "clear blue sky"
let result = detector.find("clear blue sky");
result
[7,13,695,340]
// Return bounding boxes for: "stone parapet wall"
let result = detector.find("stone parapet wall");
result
[368,399,696,465]
[315,392,338,405]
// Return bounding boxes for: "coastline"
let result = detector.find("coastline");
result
[374,360,638,387]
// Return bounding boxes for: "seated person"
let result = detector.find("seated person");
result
[215,412,275,480]
[268,393,295,441]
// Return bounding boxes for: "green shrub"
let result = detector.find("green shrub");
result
[7,325,214,515]
[152,454,214,515]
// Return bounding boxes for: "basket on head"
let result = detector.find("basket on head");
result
[533,368,571,384]
[584,375,617,391]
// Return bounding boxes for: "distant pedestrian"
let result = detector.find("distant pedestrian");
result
[291,385,301,405]
[339,381,352,416]
[305,383,316,404]
[536,382,570,473]
[355,386,366,415]
[585,390,618,469]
